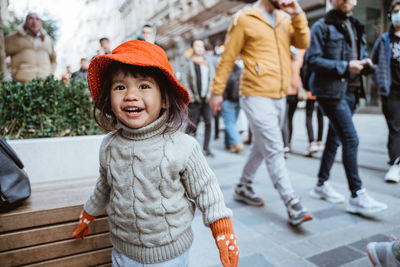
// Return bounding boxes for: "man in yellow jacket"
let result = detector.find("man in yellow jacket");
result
[209,0,312,226]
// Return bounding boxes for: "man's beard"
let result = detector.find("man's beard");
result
[270,0,280,9]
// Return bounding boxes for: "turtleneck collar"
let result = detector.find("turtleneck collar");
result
[117,112,167,141]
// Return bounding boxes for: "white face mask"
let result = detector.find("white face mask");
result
[392,11,400,27]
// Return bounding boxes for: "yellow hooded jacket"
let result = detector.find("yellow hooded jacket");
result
[210,6,310,99]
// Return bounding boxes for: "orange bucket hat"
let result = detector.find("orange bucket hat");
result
[87,40,190,106]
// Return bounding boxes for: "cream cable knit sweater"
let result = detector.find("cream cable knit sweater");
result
[84,114,232,264]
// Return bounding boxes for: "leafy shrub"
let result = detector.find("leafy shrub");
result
[0,76,103,139]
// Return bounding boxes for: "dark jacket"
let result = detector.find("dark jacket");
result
[71,69,88,80]
[181,57,215,103]
[371,29,391,96]
[308,9,368,99]
[224,64,242,102]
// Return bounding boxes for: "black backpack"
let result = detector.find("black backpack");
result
[0,136,31,213]
[301,20,329,91]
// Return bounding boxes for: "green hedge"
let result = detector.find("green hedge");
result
[0,76,104,139]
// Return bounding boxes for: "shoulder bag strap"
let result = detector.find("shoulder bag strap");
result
[0,136,24,169]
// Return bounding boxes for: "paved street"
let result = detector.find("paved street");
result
[188,108,400,267]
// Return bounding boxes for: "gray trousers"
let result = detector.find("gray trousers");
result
[239,96,296,205]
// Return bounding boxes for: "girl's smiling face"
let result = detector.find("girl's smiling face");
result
[110,70,165,129]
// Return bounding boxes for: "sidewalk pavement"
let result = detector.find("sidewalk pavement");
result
[189,109,400,267]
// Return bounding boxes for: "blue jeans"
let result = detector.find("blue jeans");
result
[317,92,362,197]
[221,100,241,147]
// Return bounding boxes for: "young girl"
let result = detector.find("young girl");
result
[72,40,239,267]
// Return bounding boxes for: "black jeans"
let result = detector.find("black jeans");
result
[381,89,400,165]
[186,101,212,151]
[282,95,298,147]
[317,92,362,197]
[305,99,324,143]
[214,111,221,139]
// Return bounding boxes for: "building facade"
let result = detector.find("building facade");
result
[56,0,392,105]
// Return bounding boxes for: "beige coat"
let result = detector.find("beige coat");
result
[5,25,56,82]
[210,6,310,99]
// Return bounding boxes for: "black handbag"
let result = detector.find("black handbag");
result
[0,136,31,213]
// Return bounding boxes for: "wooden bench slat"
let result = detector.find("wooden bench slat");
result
[0,232,112,266]
[0,177,103,233]
[0,177,114,266]
[1,205,81,233]
[23,247,112,267]
[0,217,109,252]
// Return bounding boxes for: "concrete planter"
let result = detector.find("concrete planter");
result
[9,135,105,183]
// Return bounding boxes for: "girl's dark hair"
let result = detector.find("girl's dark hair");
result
[93,61,189,133]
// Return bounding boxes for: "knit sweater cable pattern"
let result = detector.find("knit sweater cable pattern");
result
[84,114,232,264]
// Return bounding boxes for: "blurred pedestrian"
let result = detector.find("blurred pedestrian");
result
[304,91,324,156]
[136,23,156,44]
[204,43,219,68]
[282,49,301,154]
[5,12,56,82]
[222,62,243,153]
[205,44,222,141]
[99,37,111,55]
[307,0,387,216]
[371,0,400,183]
[182,39,216,157]
[61,65,72,82]
[134,22,166,50]
[71,58,89,80]
[209,0,313,226]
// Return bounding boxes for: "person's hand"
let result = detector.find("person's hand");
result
[361,58,373,65]
[209,93,223,115]
[279,0,302,16]
[348,60,365,74]
[72,210,96,241]
[211,218,239,267]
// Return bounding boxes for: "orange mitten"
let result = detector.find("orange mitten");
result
[72,210,96,241]
[210,218,239,267]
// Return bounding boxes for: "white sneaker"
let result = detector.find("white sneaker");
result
[305,142,319,156]
[316,141,325,152]
[309,182,345,203]
[384,160,400,183]
[346,189,387,216]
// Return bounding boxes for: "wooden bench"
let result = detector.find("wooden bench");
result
[0,177,112,267]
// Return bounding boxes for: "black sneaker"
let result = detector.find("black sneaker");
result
[286,198,313,226]
[233,184,265,206]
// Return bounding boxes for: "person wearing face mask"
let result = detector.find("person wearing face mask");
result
[371,0,400,184]
[306,0,387,216]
